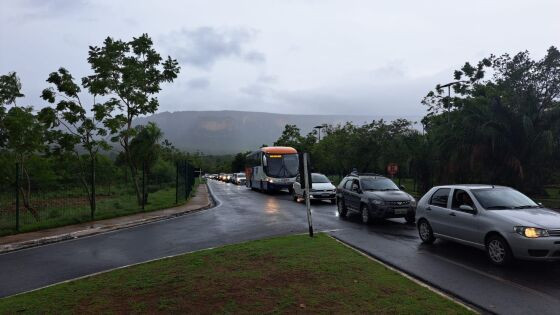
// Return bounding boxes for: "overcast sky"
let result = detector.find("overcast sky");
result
[1,0,559,117]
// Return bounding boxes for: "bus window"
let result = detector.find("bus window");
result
[264,154,298,178]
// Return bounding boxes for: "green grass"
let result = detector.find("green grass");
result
[0,234,472,314]
[0,180,200,236]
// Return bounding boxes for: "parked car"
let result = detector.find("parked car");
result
[292,173,336,204]
[416,184,560,266]
[232,173,247,185]
[336,173,416,224]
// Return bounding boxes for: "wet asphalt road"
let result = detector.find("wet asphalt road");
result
[1,180,560,314]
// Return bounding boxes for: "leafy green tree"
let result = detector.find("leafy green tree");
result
[129,122,164,203]
[0,72,25,147]
[231,152,249,172]
[422,46,560,193]
[39,67,112,214]
[274,124,317,153]
[3,106,48,219]
[83,34,180,204]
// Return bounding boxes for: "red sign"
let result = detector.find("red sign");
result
[387,163,399,176]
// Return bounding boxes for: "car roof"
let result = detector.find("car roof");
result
[433,184,510,190]
[345,173,387,179]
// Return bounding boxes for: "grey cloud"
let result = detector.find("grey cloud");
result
[163,27,265,69]
[187,78,210,90]
[370,63,406,82]
[240,84,269,97]
[20,0,90,18]
[243,51,266,63]
[258,74,278,84]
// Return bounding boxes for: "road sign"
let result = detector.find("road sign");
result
[387,163,399,176]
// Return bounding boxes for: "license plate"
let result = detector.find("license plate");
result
[394,208,407,215]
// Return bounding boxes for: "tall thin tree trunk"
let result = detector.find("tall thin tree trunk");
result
[124,145,143,205]
[18,161,39,221]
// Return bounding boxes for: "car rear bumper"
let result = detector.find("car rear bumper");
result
[507,234,560,260]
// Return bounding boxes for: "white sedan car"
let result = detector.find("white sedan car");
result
[292,173,337,204]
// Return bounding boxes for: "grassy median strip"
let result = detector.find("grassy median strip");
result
[0,234,472,314]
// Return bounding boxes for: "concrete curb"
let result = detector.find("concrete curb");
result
[329,235,489,315]
[0,184,215,255]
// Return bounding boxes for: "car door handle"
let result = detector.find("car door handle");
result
[449,212,456,216]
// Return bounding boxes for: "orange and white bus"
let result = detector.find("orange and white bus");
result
[245,146,299,192]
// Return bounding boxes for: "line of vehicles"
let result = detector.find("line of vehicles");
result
[208,173,246,185]
[207,146,560,266]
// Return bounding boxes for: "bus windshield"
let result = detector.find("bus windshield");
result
[265,154,299,178]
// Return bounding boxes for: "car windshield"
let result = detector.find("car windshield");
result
[471,188,540,210]
[264,153,299,178]
[360,177,399,191]
[236,173,245,178]
[311,174,330,183]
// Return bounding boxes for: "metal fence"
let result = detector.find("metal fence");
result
[0,160,197,236]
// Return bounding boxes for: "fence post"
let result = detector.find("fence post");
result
[91,155,96,220]
[142,161,146,210]
[184,160,189,200]
[175,161,179,204]
[15,163,20,232]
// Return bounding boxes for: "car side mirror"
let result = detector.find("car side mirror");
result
[459,205,476,213]
[399,185,405,190]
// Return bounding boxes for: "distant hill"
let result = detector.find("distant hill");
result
[134,110,421,154]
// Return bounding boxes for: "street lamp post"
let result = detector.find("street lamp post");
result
[438,80,468,123]
[314,125,325,142]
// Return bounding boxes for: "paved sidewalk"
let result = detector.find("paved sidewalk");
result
[0,184,212,253]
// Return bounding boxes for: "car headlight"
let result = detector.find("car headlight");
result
[410,198,417,207]
[514,227,549,238]
[371,199,384,205]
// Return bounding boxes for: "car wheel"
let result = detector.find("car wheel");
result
[418,219,435,244]
[405,212,415,224]
[486,235,513,266]
[361,204,371,224]
[292,190,298,202]
[337,198,347,217]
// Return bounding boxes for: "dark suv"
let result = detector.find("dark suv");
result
[336,173,416,224]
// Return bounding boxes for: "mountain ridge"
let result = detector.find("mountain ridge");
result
[134,110,422,154]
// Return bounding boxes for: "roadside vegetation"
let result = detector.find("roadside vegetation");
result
[0,234,472,314]
[0,34,202,235]
[228,47,560,206]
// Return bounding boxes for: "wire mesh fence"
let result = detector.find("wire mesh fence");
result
[0,160,197,236]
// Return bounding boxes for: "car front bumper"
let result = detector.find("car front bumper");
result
[507,233,560,261]
[370,204,415,219]
[309,192,336,200]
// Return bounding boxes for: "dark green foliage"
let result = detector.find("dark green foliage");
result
[231,152,250,172]
[421,46,560,193]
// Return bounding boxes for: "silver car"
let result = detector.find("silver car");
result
[416,184,560,266]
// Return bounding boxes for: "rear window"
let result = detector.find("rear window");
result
[430,188,450,208]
